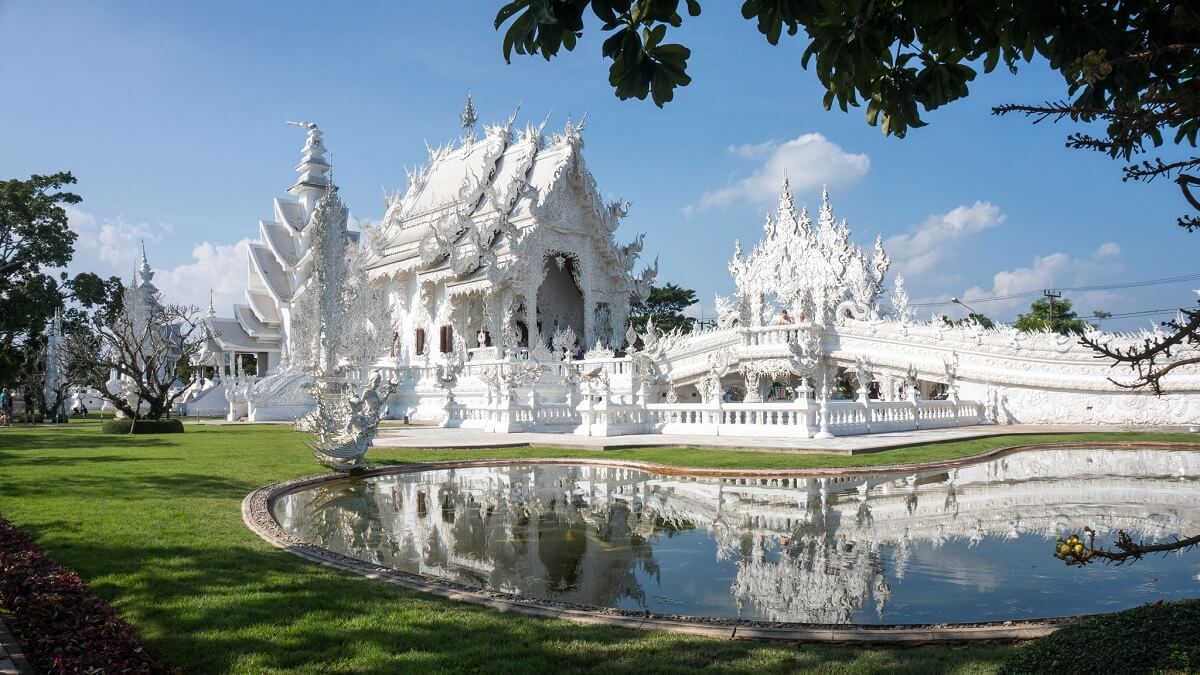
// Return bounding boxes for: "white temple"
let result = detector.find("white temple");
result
[367,107,654,364]
[182,99,1200,433]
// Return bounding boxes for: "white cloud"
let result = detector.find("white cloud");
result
[957,246,1125,319]
[727,140,776,159]
[685,133,869,216]
[64,206,250,314]
[886,202,1005,277]
[155,240,251,313]
[66,205,170,278]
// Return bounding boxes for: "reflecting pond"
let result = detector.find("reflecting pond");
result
[273,449,1200,624]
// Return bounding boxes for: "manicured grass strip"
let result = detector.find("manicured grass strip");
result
[0,424,1191,673]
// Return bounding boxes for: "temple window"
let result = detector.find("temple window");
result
[415,328,425,355]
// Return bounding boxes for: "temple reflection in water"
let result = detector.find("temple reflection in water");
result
[274,449,1200,624]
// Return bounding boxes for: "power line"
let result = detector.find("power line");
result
[1095,307,1189,320]
[910,272,1200,307]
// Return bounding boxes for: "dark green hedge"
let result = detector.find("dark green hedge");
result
[1000,599,1200,674]
[100,419,185,434]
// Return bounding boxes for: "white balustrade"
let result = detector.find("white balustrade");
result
[642,397,983,439]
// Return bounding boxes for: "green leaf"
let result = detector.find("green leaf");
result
[602,28,628,58]
[865,99,881,126]
[592,0,617,24]
[647,24,667,48]
[494,0,528,30]
[984,47,999,73]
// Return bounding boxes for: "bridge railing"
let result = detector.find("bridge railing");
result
[644,397,984,439]
[740,324,814,347]
[444,391,984,439]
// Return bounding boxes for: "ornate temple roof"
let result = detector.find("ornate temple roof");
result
[200,122,335,360]
[368,102,645,291]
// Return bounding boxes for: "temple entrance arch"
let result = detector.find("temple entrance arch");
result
[537,253,584,350]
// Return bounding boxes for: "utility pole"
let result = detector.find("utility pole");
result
[1043,289,1062,327]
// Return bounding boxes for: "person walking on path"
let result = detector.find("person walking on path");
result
[22,388,34,423]
[0,389,11,427]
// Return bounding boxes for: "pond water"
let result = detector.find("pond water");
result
[273,449,1200,624]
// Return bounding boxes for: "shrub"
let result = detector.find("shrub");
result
[0,517,175,674]
[100,418,185,434]
[999,599,1200,674]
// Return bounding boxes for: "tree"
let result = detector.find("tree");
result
[943,313,995,329]
[628,283,697,334]
[0,172,79,287]
[496,2,1197,219]
[1084,303,1200,394]
[1013,296,1090,335]
[1053,527,1200,567]
[66,284,205,420]
[0,173,124,387]
[0,172,81,382]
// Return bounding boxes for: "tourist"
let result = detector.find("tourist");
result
[23,387,34,423]
[0,388,12,426]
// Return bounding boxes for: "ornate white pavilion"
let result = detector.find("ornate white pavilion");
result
[182,100,1200,433]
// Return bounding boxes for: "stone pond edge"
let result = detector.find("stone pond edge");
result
[241,441,1200,644]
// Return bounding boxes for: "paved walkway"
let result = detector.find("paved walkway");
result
[0,617,31,675]
[372,423,1196,454]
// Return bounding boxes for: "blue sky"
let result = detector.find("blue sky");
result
[2,1,1195,330]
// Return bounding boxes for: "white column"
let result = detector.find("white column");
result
[526,283,538,348]
[814,360,834,439]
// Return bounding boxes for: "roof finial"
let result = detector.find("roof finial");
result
[138,239,153,284]
[286,121,330,196]
[208,288,216,317]
[460,92,478,133]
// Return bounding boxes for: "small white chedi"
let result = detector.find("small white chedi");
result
[185,97,1199,439]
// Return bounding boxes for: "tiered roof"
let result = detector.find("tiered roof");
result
[204,122,337,357]
[368,104,652,298]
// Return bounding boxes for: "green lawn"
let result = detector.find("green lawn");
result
[0,423,1194,674]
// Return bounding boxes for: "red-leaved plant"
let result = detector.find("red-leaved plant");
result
[0,517,175,674]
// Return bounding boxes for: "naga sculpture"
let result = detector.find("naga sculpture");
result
[295,179,396,471]
[306,371,396,472]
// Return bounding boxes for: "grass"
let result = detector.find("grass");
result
[0,423,1195,674]
[998,599,1200,674]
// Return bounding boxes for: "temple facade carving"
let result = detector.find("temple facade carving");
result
[183,100,1200,432]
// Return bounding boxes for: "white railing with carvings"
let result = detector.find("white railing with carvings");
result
[642,397,983,439]
[740,324,814,347]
